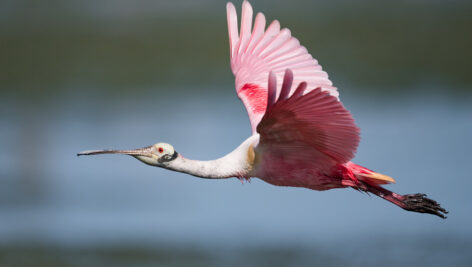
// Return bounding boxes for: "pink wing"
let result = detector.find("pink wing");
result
[227,1,338,133]
[256,70,360,172]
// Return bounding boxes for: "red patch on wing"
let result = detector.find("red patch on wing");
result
[238,83,267,114]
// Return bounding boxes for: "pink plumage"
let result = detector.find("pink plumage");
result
[227,1,447,218]
[227,1,337,134]
[255,70,359,190]
[78,1,448,219]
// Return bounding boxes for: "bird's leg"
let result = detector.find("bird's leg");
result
[361,183,448,219]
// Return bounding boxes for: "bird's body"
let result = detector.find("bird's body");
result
[79,1,447,218]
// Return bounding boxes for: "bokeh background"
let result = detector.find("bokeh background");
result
[1,0,471,266]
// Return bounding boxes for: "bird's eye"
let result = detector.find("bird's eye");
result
[158,147,164,153]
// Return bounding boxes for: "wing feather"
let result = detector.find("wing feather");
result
[257,70,360,168]
[237,0,253,55]
[227,1,339,133]
[226,3,239,58]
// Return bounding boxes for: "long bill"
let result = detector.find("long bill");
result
[77,146,153,157]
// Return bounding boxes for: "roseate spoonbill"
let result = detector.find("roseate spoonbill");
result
[78,1,447,218]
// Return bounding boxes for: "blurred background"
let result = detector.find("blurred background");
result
[1,0,471,266]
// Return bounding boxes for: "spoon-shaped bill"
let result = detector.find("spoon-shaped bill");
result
[77,146,153,157]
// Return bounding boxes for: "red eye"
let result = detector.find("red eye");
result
[158,147,164,153]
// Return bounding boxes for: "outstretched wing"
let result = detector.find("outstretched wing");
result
[227,1,338,133]
[257,70,360,171]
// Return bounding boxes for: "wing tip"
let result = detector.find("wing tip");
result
[226,1,235,10]
[227,1,239,58]
[267,71,277,108]
[242,0,252,9]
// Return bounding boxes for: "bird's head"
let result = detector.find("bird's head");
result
[77,142,178,167]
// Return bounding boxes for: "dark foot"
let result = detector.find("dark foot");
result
[403,194,448,219]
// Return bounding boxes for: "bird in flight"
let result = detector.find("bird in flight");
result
[78,1,447,218]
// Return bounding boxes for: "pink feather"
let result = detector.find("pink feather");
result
[227,1,339,134]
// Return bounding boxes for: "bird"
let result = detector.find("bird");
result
[78,1,447,218]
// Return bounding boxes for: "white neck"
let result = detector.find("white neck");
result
[163,135,259,179]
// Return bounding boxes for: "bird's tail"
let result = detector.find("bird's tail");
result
[345,163,448,219]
